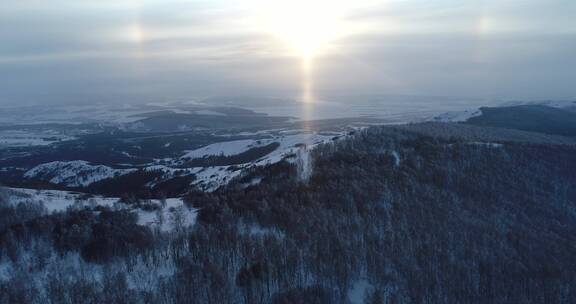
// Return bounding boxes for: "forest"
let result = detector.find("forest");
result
[1,123,575,303]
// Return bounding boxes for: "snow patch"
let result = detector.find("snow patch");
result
[5,188,117,213]
[348,279,373,304]
[179,133,339,190]
[5,188,197,232]
[194,109,227,116]
[254,134,335,166]
[469,142,503,148]
[500,100,576,109]
[239,222,285,239]
[0,130,76,148]
[295,147,313,182]
[433,108,482,122]
[191,166,243,192]
[446,142,504,149]
[182,139,268,159]
[21,133,342,192]
[390,151,400,167]
[239,176,263,189]
[24,161,135,187]
[136,198,197,232]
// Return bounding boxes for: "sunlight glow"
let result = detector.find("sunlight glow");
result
[301,56,314,104]
[254,0,350,58]
[251,0,356,107]
[301,55,315,130]
[129,23,145,45]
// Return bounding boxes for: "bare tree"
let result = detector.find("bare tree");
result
[0,185,9,206]
[170,206,185,232]
[155,208,164,230]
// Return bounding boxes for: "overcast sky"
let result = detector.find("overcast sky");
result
[1,0,575,105]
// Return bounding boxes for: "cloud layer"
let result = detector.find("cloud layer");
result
[1,0,574,104]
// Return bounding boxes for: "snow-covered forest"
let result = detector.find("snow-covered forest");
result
[1,123,575,303]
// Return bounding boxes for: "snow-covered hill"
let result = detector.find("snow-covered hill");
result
[432,108,482,122]
[181,133,337,164]
[4,187,197,232]
[22,133,342,192]
[181,133,340,190]
[181,139,268,159]
[0,130,77,148]
[24,161,135,187]
[432,100,576,123]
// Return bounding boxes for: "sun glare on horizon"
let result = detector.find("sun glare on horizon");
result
[252,0,356,106]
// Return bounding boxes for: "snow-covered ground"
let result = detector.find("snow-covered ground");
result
[21,133,341,191]
[0,103,168,126]
[256,133,335,165]
[187,133,339,189]
[182,133,335,163]
[432,108,482,122]
[233,96,494,121]
[24,161,136,187]
[431,99,576,123]
[500,100,576,109]
[5,98,571,132]
[445,142,504,149]
[182,139,268,159]
[0,102,243,126]
[468,142,504,148]
[0,130,76,148]
[135,198,197,232]
[0,96,500,128]
[348,279,373,304]
[238,222,285,239]
[5,187,117,212]
[0,187,197,288]
[190,166,243,191]
[194,109,227,116]
[4,187,197,232]
[538,100,576,109]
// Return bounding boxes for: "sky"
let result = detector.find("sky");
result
[0,0,575,105]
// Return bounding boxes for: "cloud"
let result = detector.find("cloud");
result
[0,0,575,105]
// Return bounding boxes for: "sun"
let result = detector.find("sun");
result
[254,0,347,59]
[248,0,360,105]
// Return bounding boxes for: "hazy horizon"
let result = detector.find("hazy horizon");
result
[1,0,575,105]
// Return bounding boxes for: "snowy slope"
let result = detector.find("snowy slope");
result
[432,100,576,123]
[536,100,576,109]
[24,161,135,187]
[21,133,341,191]
[500,100,576,109]
[254,133,335,165]
[182,133,335,163]
[191,166,246,191]
[178,133,339,190]
[432,108,482,122]
[5,187,117,212]
[5,188,197,232]
[0,130,76,148]
[194,110,227,116]
[182,139,268,159]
